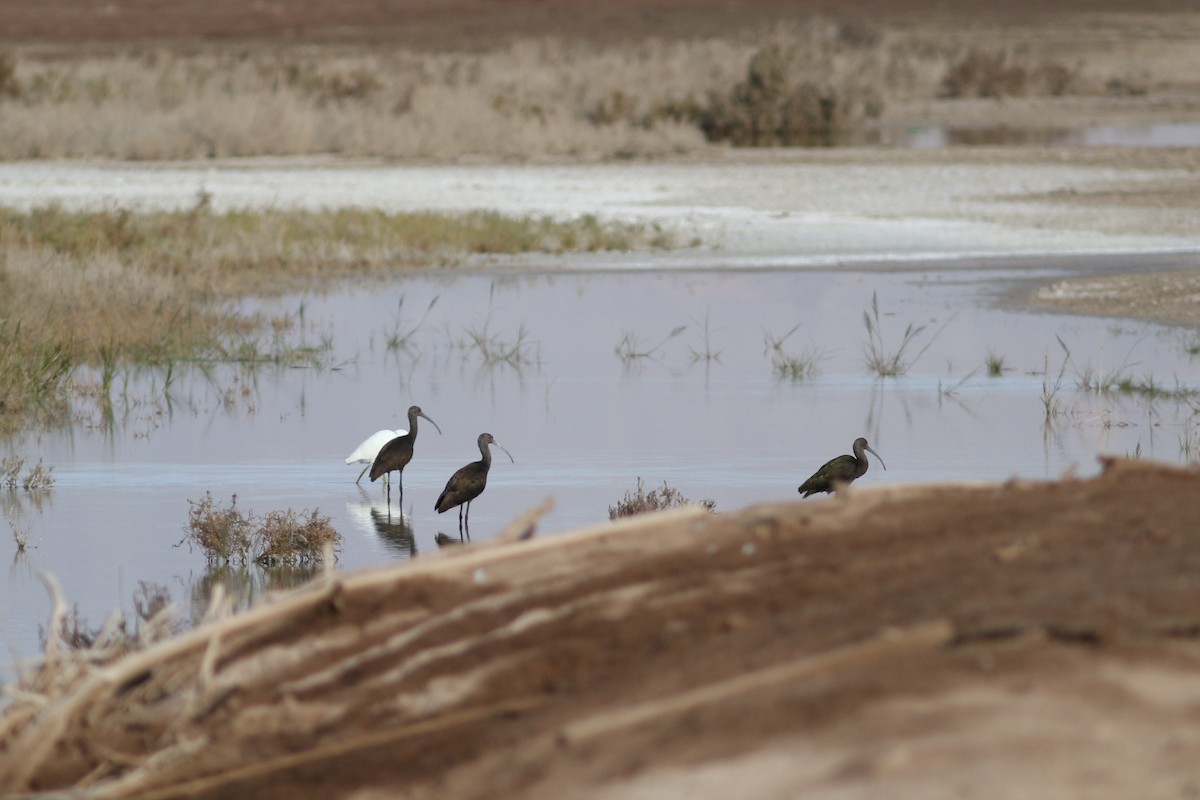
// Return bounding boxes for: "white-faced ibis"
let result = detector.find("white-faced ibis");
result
[345,429,407,485]
[369,406,442,508]
[797,437,886,497]
[435,432,513,539]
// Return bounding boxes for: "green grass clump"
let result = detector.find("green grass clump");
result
[609,478,716,520]
[0,321,73,434]
[764,325,824,381]
[861,293,953,378]
[615,325,687,363]
[0,205,667,299]
[985,350,1006,377]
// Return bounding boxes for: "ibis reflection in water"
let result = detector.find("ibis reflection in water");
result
[798,437,886,497]
[369,405,442,509]
[344,488,417,558]
[436,433,514,539]
[345,429,407,486]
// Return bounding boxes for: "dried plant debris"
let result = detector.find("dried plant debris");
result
[181,492,341,566]
[609,477,716,519]
[0,455,55,490]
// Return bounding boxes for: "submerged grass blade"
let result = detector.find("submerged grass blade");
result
[861,292,954,378]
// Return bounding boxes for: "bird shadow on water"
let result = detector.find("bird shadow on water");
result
[370,509,417,557]
[345,487,418,558]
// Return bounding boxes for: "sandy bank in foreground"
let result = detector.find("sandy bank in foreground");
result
[4,459,1200,799]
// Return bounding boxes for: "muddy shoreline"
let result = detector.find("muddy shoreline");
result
[4,150,1197,326]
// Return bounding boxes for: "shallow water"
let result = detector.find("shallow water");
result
[875,121,1200,149]
[3,265,1199,678]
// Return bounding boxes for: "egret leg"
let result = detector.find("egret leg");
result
[356,464,370,484]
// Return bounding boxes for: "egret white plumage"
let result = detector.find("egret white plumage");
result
[345,429,406,485]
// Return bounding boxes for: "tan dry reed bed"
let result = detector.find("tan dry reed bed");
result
[0,13,1147,161]
[3,458,1200,798]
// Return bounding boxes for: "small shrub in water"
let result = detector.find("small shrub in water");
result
[609,477,716,520]
[0,455,55,490]
[185,492,256,563]
[0,456,22,489]
[696,43,876,147]
[256,508,340,566]
[182,492,341,565]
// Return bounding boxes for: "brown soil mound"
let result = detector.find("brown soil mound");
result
[3,459,1200,799]
[2,0,1195,46]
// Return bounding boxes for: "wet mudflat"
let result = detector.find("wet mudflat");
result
[4,262,1200,676]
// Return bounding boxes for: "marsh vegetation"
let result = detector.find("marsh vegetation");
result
[0,202,672,433]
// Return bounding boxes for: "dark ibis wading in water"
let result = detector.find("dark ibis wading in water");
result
[369,405,442,509]
[435,433,513,539]
[798,437,886,497]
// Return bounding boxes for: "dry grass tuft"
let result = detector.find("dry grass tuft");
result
[0,454,56,490]
[939,48,1079,98]
[256,508,342,566]
[697,41,880,146]
[182,492,341,566]
[609,477,716,520]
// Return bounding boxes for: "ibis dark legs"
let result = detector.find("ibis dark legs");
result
[458,501,472,541]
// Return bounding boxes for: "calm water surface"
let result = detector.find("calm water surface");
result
[3,265,1199,676]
